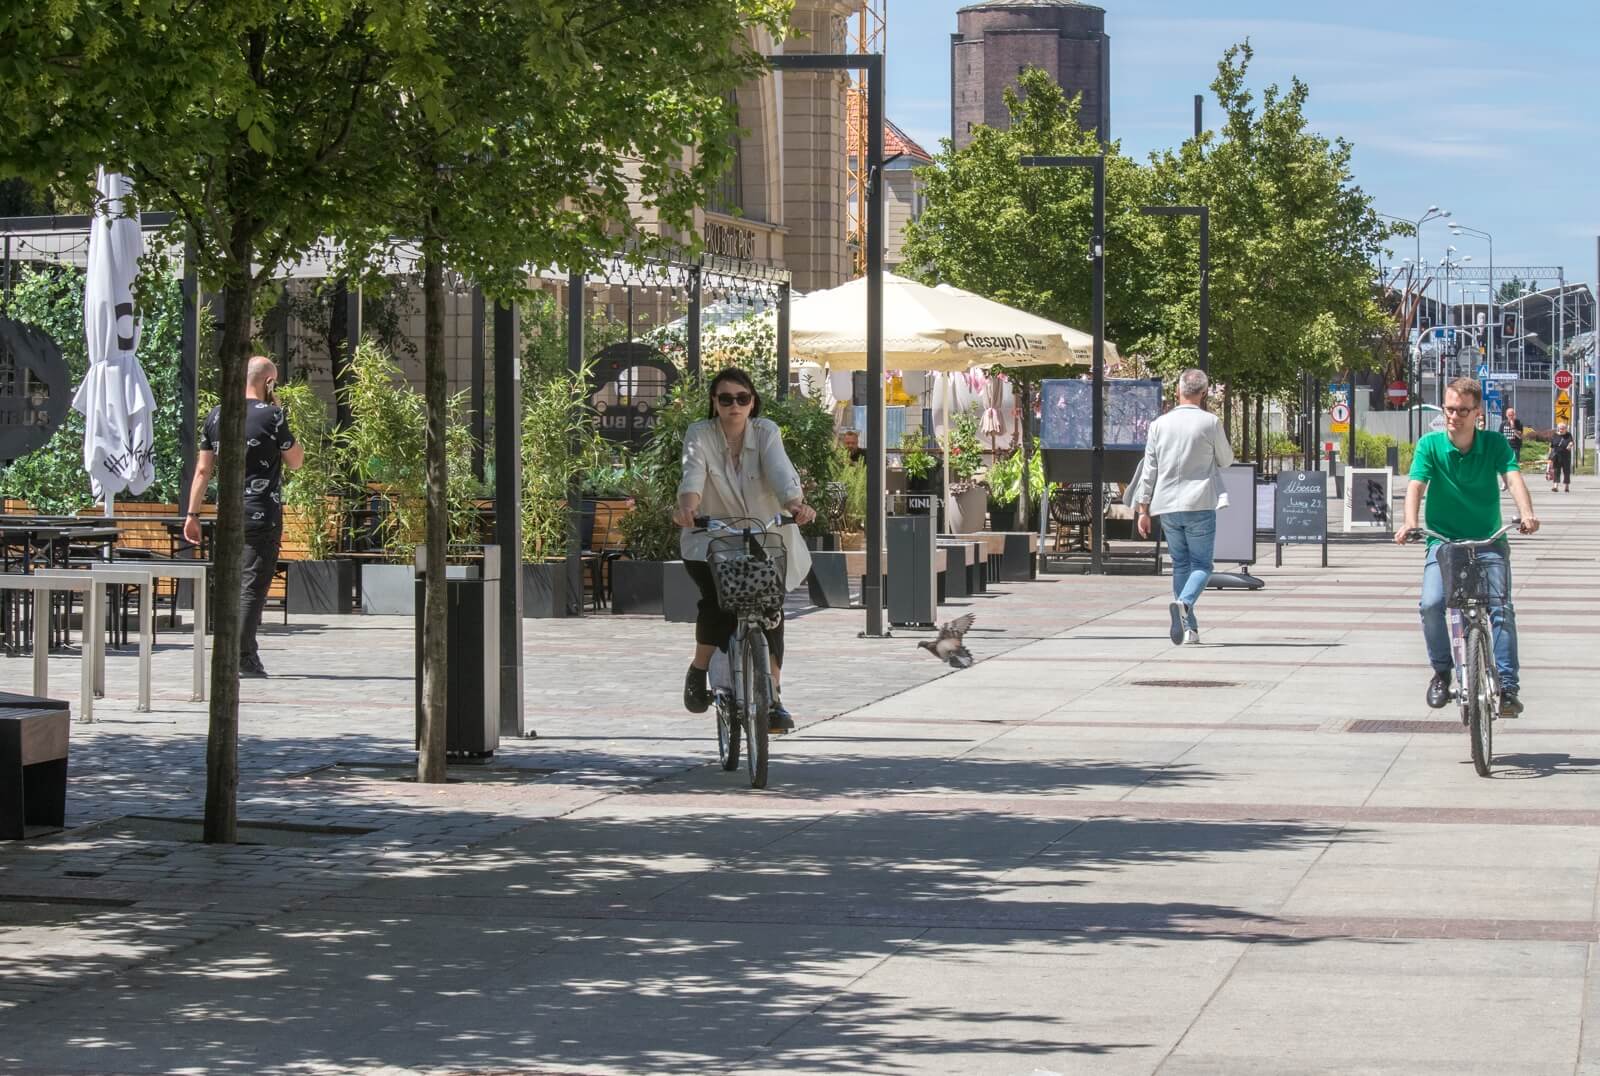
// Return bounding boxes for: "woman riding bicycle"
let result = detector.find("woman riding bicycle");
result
[671,367,815,732]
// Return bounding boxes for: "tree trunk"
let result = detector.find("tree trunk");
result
[1240,392,1251,461]
[417,234,449,784]
[202,228,256,845]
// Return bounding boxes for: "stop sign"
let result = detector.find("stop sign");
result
[1554,369,1574,390]
[1387,381,1408,403]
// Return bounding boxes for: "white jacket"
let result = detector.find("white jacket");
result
[677,417,812,591]
[1131,404,1234,516]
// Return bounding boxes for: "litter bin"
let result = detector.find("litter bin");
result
[414,545,500,760]
[887,504,937,628]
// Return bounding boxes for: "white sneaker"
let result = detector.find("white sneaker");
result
[1183,628,1200,645]
[1168,601,1187,645]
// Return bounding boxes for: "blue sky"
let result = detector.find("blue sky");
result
[888,0,1598,288]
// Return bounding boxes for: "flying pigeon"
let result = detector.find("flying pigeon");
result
[919,613,976,669]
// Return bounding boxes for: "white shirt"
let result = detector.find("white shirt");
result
[1131,404,1235,516]
[678,417,811,591]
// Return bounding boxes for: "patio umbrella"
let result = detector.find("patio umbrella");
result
[76,169,156,512]
[707,273,1118,372]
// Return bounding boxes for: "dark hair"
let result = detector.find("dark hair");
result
[706,366,762,419]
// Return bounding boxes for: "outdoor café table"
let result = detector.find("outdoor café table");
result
[76,560,206,702]
[35,567,155,713]
[0,573,102,722]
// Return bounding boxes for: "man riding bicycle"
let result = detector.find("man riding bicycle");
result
[1396,377,1539,715]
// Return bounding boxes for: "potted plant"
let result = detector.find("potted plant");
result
[277,381,356,614]
[985,438,1052,532]
[341,341,482,614]
[899,429,937,493]
[519,367,605,618]
[945,409,988,533]
[609,377,702,621]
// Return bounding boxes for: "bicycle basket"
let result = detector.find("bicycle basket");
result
[707,529,787,626]
[1438,542,1508,609]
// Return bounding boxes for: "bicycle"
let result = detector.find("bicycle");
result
[693,515,792,790]
[1403,520,1519,777]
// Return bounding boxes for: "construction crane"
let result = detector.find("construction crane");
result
[845,0,886,278]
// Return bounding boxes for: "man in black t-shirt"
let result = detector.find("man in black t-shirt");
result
[185,357,303,677]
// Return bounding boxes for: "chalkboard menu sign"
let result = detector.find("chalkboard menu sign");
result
[1274,470,1328,567]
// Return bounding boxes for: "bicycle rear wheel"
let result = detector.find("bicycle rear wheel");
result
[742,628,771,789]
[1465,622,1495,777]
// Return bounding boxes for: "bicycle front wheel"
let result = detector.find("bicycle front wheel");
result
[742,628,771,790]
[1465,622,1495,777]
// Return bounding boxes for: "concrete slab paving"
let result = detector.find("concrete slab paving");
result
[1,478,1597,1073]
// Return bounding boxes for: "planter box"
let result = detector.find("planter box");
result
[987,501,1018,532]
[610,558,663,615]
[521,561,576,619]
[804,532,841,552]
[361,562,471,615]
[663,560,700,624]
[946,486,988,534]
[287,560,357,616]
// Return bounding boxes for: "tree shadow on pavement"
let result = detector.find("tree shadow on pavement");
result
[0,802,1354,1075]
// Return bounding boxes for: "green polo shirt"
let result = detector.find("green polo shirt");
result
[1408,429,1516,543]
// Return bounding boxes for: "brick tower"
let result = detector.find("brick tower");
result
[951,0,1110,150]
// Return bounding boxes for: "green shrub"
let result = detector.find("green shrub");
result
[986,440,1054,506]
[339,340,481,560]
[0,266,186,514]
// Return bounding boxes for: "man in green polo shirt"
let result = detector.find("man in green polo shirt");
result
[1397,377,1539,714]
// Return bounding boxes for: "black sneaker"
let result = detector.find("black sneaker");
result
[683,665,712,714]
[1500,691,1523,718]
[239,658,268,679]
[1425,672,1452,709]
[769,701,795,734]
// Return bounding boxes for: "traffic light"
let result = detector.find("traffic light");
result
[1502,312,1518,339]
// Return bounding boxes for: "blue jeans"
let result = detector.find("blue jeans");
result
[1161,510,1216,627]
[1419,543,1519,693]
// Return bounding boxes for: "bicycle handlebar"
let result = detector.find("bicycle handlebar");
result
[1402,519,1521,545]
[691,514,795,532]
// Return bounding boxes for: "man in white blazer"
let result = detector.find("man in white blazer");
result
[1132,368,1234,645]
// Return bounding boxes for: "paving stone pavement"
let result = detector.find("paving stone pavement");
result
[1,478,1597,1074]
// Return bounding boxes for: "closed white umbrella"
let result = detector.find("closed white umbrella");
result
[77,169,157,513]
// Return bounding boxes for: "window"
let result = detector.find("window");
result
[705,91,744,217]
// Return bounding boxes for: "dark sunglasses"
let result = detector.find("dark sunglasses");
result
[715,391,753,407]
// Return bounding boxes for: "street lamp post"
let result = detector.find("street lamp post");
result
[1378,208,1449,440]
[1437,248,1470,404]
[1449,224,1494,371]
[1021,153,1106,573]
[1140,205,1208,373]
[767,51,887,636]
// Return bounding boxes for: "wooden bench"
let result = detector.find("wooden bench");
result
[0,698,69,839]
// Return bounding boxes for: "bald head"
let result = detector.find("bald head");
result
[246,356,278,398]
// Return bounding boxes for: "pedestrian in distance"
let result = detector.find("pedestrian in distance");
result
[1133,368,1234,645]
[1396,377,1538,716]
[1499,407,1524,491]
[184,356,302,678]
[1548,422,1573,492]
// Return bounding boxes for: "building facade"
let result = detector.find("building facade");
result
[950,0,1110,150]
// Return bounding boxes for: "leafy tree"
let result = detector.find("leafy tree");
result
[1142,43,1393,399]
[0,0,426,842]
[336,0,789,781]
[902,69,1160,355]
